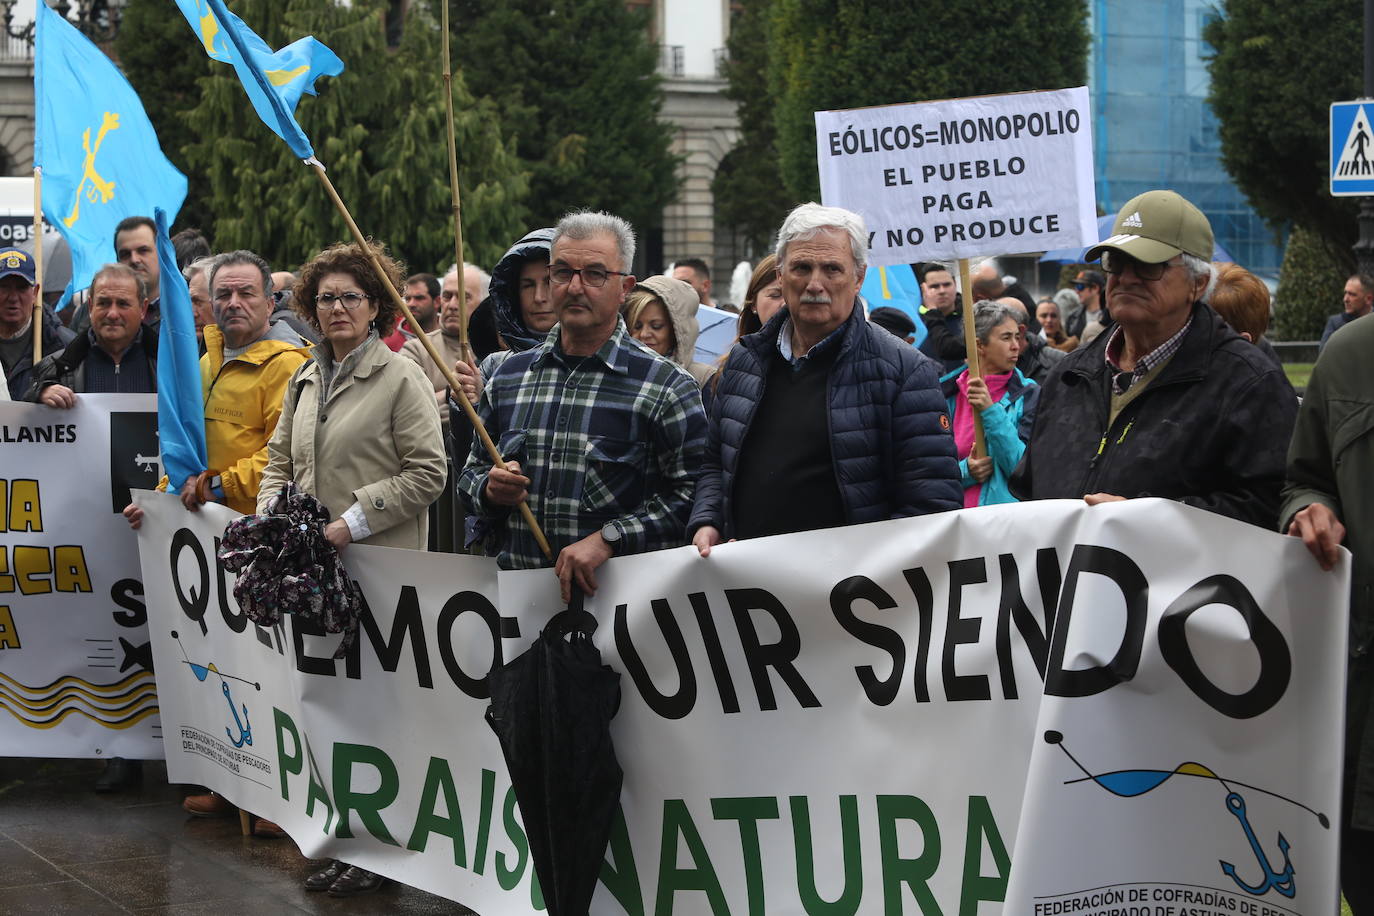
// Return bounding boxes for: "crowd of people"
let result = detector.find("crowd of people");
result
[2,190,1372,910]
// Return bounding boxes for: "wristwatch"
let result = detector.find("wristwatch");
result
[600,521,622,551]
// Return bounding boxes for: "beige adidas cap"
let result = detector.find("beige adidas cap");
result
[1084,190,1215,264]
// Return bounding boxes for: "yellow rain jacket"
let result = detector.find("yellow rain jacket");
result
[202,323,311,513]
[161,323,310,514]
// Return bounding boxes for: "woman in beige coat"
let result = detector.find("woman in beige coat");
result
[259,242,445,895]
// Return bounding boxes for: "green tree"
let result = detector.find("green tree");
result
[768,0,1090,201]
[712,0,794,253]
[181,0,527,273]
[113,0,215,232]
[1275,224,1347,340]
[1205,0,1361,270]
[451,0,678,244]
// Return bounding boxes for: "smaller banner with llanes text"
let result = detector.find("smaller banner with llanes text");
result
[0,395,162,759]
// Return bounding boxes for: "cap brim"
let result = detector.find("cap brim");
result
[1083,235,1182,265]
[0,268,34,284]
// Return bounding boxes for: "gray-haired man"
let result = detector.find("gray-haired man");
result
[458,210,707,601]
[689,202,961,554]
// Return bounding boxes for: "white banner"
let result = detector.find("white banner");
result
[816,88,1097,266]
[0,395,163,758]
[135,493,1344,915]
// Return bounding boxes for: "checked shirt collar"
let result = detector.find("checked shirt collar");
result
[1103,316,1192,396]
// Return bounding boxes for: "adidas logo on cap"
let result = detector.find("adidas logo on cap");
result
[1121,211,1143,228]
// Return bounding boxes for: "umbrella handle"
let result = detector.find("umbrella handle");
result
[543,586,598,640]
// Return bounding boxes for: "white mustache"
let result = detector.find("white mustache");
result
[799,294,831,305]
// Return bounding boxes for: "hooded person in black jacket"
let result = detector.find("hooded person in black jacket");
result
[1009,190,1297,529]
[446,229,555,511]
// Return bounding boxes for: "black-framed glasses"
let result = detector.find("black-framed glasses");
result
[315,291,371,310]
[1101,250,1174,282]
[549,265,629,288]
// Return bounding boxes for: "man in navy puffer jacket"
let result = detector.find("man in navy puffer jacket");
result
[689,203,961,552]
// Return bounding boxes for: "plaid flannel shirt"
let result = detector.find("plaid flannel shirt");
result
[457,319,707,569]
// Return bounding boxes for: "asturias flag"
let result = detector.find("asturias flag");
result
[153,209,206,493]
[173,0,343,159]
[34,2,187,303]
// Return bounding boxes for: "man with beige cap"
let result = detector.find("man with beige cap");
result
[1009,189,1297,528]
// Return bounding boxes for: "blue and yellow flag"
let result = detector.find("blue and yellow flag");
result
[174,0,343,160]
[34,3,187,303]
[154,208,206,492]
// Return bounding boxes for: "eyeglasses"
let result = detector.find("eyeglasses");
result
[1072,282,1087,291]
[1100,250,1175,282]
[549,265,630,288]
[315,291,370,310]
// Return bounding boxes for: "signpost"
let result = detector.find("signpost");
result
[1330,100,1374,196]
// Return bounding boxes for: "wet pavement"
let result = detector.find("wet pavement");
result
[0,757,478,915]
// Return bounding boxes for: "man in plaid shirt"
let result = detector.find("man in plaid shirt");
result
[457,211,706,600]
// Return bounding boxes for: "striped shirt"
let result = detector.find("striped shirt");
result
[457,319,707,570]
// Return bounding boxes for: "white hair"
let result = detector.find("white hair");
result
[774,202,868,271]
[463,262,491,301]
[974,257,1001,278]
[1180,253,1216,303]
[183,255,214,283]
[554,210,636,272]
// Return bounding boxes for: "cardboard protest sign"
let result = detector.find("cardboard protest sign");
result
[815,87,1097,266]
[0,395,162,758]
[135,492,1342,914]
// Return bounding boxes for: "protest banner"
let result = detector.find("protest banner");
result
[135,491,1343,914]
[0,395,162,759]
[815,87,1097,268]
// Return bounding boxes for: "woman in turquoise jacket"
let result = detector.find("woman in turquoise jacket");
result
[940,301,1040,506]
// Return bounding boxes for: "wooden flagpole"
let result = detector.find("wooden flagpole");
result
[958,257,986,458]
[309,161,552,561]
[31,166,43,365]
[439,0,473,363]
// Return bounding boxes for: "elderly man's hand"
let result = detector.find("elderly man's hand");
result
[693,525,727,557]
[554,531,615,603]
[484,460,530,507]
[38,384,77,409]
[453,359,483,406]
[1288,502,1346,572]
[179,476,207,511]
[1084,493,1126,506]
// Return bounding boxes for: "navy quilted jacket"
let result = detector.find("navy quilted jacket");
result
[688,302,962,539]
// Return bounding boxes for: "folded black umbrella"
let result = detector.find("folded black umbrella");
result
[486,589,623,916]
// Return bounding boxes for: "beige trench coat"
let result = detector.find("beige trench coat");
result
[259,337,446,550]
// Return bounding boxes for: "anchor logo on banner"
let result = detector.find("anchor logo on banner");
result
[171,630,261,749]
[63,112,121,228]
[1044,731,1326,900]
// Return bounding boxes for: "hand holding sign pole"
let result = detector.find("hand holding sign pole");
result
[958,258,986,457]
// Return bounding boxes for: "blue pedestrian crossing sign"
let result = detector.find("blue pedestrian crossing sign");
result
[1331,100,1374,195]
